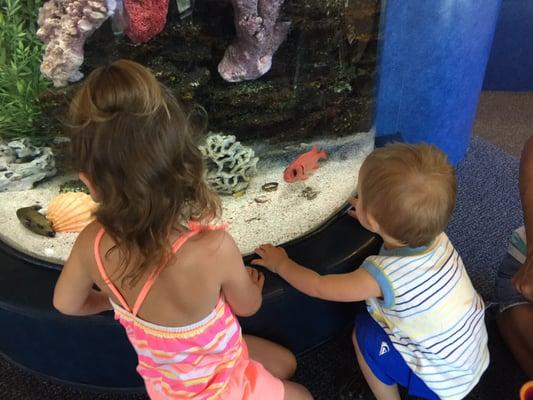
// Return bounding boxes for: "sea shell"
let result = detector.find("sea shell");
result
[46,193,98,233]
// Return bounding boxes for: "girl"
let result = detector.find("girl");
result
[53,59,312,400]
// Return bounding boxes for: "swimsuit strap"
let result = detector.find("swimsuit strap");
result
[131,221,228,316]
[94,227,132,312]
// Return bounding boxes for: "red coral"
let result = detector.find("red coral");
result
[123,0,169,43]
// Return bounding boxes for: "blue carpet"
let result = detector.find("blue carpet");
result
[0,137,527,399]
[447,136,524,300]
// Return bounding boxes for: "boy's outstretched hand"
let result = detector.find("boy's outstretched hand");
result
[251,244,289,274]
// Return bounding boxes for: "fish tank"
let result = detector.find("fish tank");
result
[0,0,381,390]
[0,0,378,261]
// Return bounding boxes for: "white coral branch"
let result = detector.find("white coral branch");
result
[199,134,259,195]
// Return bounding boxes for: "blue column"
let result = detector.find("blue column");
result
[374,0,502,165]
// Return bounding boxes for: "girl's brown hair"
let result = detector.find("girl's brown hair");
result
[68,59,220,287]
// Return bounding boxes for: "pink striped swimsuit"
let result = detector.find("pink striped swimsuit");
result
[95,223,284,399]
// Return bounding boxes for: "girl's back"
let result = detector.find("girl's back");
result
[88,222,224,327]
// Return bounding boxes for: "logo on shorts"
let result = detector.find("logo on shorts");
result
[379,342,389,356]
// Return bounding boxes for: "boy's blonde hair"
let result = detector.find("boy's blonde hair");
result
[359,143,456,247]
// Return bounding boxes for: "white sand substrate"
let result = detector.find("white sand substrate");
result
[0,131,373,265]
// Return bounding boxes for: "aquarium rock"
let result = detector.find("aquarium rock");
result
[218,0,290,82]
[0,145,15,172]
[123,0,169,43]
[8,139,41,160]
[16,205,56,238]
[199,133,259,195]
[59,179,90,193]
[0,140,57,192]
[37,0,111,87]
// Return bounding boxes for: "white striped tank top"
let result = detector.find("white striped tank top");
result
[362,233,489,400]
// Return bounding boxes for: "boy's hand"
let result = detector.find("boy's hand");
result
[347,196,358,220]
[251,244,289,274]
[246,267,265,291]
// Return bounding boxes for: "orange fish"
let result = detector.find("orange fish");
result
[283,146,328,183]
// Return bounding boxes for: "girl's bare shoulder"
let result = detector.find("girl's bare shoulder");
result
[180,228,241,270]
[188,229,237,255]
[70,220,104,258]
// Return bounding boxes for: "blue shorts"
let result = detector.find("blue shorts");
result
[354,311,439,400]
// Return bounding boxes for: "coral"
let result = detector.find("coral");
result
[218,0,290,82]
[199,133,259,195]
[37,0,112,87]
[46,192,98,232]
[123,0,169,43]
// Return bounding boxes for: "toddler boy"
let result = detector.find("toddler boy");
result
[253,143,489,400]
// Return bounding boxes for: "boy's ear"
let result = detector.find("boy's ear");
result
[79,172,102,203]
[366,212,381,234]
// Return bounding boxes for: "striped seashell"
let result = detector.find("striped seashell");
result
[46,193,98,233]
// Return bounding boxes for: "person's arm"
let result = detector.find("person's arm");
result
[252,244,381,302]
[218,232,264,317]
[514,136,533,301]
[53,228,112,316]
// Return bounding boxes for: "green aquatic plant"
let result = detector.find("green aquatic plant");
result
[0,0,49,139]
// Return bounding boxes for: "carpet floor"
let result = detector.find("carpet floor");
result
[0,136,529,399]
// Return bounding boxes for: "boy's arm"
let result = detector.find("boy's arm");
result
[53,226,112,316]
[252,244,382,302]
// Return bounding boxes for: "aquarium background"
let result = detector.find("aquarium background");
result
[39,0,379,149]
[0,0,379,262]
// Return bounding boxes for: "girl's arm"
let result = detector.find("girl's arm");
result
[252,244,381,302]
[53,227,112,316]
[217,231,265,317]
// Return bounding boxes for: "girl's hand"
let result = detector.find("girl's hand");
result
[251,244,289,273]
[347,196,358,220]
[246,267,265,290]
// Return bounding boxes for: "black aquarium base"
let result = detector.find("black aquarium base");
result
[0,206,381,391]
